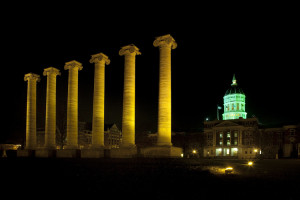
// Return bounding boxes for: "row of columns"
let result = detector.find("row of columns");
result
[24,34,177,154]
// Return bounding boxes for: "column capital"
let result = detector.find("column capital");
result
[43,67,61,76]
[24,73,40,82]
[119,44,141,56]
[153,34,177,49]
[64,60,83,71]
[89,53,110,65]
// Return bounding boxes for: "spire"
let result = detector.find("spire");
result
[231,74,237,86]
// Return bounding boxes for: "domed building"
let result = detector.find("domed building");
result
[202,74,299,159]
[222,74,247,120]
[202,74,260,159]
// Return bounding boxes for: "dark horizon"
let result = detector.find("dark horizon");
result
[2,4,299,143]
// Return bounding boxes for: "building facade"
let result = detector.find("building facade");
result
[204,118,260,159]
[78,122,122,149]
[37,122,122,149]
[259,125,299,158]
[203,119,300,159]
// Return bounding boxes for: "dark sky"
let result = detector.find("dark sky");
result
[2,3,299,142]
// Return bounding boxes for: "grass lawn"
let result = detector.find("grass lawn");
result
[1,158,299,199]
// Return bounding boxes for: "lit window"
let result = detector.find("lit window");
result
[220,133,223,138]
[227,133,230,138]
[216,148,222,156]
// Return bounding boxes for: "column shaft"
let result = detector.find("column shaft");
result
[26,78,37,149]
[44,67,60,149]
[90,53,109,149]
[45,74,56,148]
[92,61,105,147]
[24,73,40,150]
[153,34,177,147]
[66,67,79,148]
[158,46,172,146]
[122,53,136,146]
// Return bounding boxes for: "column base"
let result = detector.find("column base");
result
[63,145,79,150]
[157,142,173,146]
[110,146,137,158]
[56,149,80,158]
[35,149,56,158]
[140,145,183,158]
[81,148,104,158]
[17,149,35,157]
[90,144,105,149]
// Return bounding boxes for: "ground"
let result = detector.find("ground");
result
[1,157,299,199]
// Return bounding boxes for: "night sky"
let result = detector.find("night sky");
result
[2,3,299,143]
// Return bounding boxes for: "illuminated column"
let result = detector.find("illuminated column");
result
[154,34,177,146]
[89,53,110,148]
[24,73,40,149]
[64,60,83,149]
[43,67,61,149]
[119,44,141,147]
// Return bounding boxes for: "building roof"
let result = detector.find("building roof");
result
[225,74,245,95]
[225,85,245,95]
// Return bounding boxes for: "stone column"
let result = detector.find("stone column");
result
[119,44,141,147]
[64,60,83,149]
[43,67,61,149]
[24,73,40,149]
[153,34,177,146]
[89,53,110,148]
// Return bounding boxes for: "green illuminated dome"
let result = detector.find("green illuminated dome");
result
[222,74,247,120]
